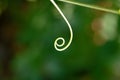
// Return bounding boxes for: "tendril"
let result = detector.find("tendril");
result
[50,0,73,51]
[58,0,120,15]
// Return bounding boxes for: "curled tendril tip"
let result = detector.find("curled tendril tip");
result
[50,0,73,51]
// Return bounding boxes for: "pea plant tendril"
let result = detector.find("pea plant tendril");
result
[50,0,120,52]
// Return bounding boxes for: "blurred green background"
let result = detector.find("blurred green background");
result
[0,0,120,80]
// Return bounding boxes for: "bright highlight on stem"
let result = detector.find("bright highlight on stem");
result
[58,0,120,15]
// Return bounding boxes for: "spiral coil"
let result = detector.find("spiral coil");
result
[50,0,73,51]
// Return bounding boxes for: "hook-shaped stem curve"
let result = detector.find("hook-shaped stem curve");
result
[50,0,73,51]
